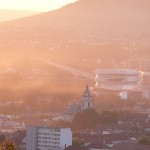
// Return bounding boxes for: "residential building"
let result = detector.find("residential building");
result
[113,143,150,150]
[26,126,72,150]
[140,72,150,99]
[64,146,89,150]
[139,59,150,99]
[53,114,73,122]
[12,130,26,150]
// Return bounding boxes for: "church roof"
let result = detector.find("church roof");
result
[66,103,81,114]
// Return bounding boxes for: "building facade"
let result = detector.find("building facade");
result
[26,127,72,150]
[139,59,150,99]
[140,72,150,99]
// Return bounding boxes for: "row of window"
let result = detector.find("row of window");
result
[38,145,60,148]
[38,137,60,140]
[38,133,60,136]
[38,141,60,145]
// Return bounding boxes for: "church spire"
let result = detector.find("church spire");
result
[81,85,92,110]
[83,85,91,97]
[86,85,88,90]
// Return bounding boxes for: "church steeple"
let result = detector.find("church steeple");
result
[83,85,91,97]
[81,85,92,110]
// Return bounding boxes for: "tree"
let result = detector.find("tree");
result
[72,108,100,130]
[72,137,85,146]
[137,136,150,145]
[100,110,119,124]
[5,141,17,150]
[0,140,18,150]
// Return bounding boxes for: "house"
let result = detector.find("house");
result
[12,130,26,150]
[64,146,89,150]
[112,143,150,150]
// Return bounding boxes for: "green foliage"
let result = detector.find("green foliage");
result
[72,108,100,130]
[5,141,17,150]
[137,136,150,145]
[0,141,17,150]
[100,110,119,124]
[72,137,85,146]
[72,109,120,130]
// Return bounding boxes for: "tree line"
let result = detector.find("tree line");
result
[53,108,120,130]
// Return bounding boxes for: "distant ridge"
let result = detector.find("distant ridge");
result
[0,9,40,22]
[2,0,150,34]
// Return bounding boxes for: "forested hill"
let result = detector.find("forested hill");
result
[1,0,150,34]
[0,9,39,22]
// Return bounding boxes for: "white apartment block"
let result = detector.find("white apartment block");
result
[26,126,72,150]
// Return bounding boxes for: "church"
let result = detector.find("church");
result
[81,85,93,110]
[53,85,93,122]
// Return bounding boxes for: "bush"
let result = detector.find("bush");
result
[137,136,150,145]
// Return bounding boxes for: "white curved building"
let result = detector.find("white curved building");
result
[95,69,139,91]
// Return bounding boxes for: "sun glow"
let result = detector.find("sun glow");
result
[0,0,77,12]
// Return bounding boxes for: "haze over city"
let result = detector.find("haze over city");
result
[0,0,150,149]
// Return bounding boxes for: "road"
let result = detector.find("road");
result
[47,61,95,81]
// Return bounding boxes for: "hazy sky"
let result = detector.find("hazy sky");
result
[0,0,77,12]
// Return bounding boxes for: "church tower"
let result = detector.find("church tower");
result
[81,85,92,110]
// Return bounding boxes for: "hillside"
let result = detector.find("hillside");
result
[0,9,40,22]
[2,0,150,33]
[0,0,150,75]
[0,0,150,113]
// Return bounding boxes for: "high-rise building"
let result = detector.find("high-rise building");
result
[140,72,150,99]
[139,59,150,99]
[26,126,72,150]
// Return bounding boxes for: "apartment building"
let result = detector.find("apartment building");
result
[26,126,72,150]
[139,59,150,99]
